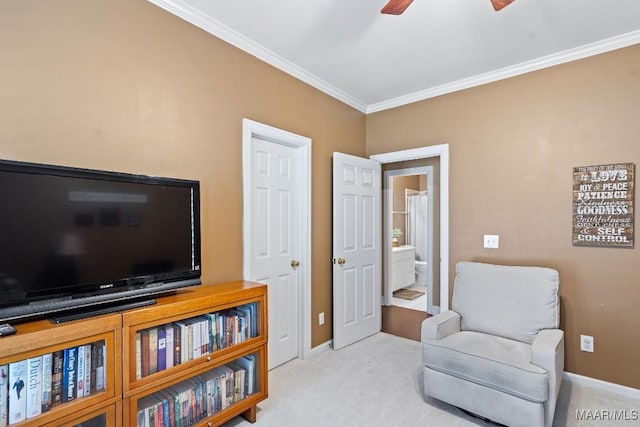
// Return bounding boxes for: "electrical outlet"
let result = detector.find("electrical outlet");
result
[580,335,594,352]
[483,234,500,249]
[319,312,325,325]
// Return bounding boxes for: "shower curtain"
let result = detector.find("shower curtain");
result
[406,191,428,261]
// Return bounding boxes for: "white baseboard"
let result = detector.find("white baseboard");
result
[563,372,640,400]
[304,340,332,359]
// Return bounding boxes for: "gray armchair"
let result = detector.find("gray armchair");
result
[421,262,564,427]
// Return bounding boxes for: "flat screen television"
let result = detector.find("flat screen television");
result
[0,159,201,323]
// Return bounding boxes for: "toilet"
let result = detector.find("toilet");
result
[415,260,428,286]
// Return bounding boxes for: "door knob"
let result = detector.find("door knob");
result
[291,260,300,268]
[336,257,346,265]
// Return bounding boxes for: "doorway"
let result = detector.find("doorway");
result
[383,167,436,314]
[371,145,449,342]
[242,118,312,369]
[371,145,449,312]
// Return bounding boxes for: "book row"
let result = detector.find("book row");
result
[136,303,258,379]
[0,341,106,426]
[136,354,257,427]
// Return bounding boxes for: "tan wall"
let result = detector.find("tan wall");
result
[0,0,366,347]
[367,45,640,388]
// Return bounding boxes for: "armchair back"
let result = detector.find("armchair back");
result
[452,262,560,344]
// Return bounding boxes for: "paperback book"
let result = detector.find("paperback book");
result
[41,353,52,413]
[25,356,43,419]
[8,360,27,424]
[0,365,8,427]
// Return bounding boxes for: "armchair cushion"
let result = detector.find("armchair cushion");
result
[423,331,549,402]
[421,310,460,340]
[453,262,559,344]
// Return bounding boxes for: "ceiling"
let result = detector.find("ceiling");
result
[148,0,640,113]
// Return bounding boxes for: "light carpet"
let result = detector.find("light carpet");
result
[224,332,638,427]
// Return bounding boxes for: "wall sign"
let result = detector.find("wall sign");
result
[573,163,634,248]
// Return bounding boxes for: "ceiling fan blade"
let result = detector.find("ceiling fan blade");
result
[490,0,516,11]
[381,0,414,15]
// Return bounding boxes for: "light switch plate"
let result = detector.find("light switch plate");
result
[483,234,499,249]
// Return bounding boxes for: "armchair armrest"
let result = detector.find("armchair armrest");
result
[531,329,564,427]
[421,310,461,341]
[531,329,564,374]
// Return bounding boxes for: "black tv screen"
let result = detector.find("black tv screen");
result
[0,159,201,323]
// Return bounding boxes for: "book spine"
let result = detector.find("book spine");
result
[148,327,158,375]
[25,356,42,419]
[50,350,64,408]
[95,341,105,392]
[203,317,210,355]
[174,321,187,364]
[205,374,215,415]
[0,365,8,427]
[161,393,170,426]
[204,314,215,353]
[213,375,221,413]
[234,314,240,344]
[252,302,258,337]
[239,316,246,342]
[204,315,212,355]
[41,353,52,413]
[164,324,174,370]
[76,345,86,398]
[209,313,218,352]
[8,359,27,424]
[140,329,150,378]
[225,315,232,348]
[186,320,194,361]
[192,319,200,360]
[217,315,225,349]
[62,346,78,403]
[188,386,196,424]
[225,369,234,408]
[90,343,98,395]
[135,331,142,379]
[83,344,92,397]
[136,409,145,427]
[172,323,181,367]
[157,327,166,372]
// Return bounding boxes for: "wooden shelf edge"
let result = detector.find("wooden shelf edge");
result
[124,338,266,397]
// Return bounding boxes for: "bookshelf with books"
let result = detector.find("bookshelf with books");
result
[122,281,268,426]
[0,313,121,427]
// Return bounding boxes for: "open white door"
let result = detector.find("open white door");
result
[332,152,381,350]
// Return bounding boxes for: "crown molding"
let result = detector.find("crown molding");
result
[367,30,640,113]
[146,0,368,113]
[146,1,640,116]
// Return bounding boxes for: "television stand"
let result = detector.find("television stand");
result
[0,281,267,426]
[50,298,156,323]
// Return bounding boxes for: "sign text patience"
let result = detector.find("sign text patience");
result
[573,163,634,248]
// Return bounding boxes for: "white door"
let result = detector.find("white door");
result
[332,152,382,350]
[249,137,300,369]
